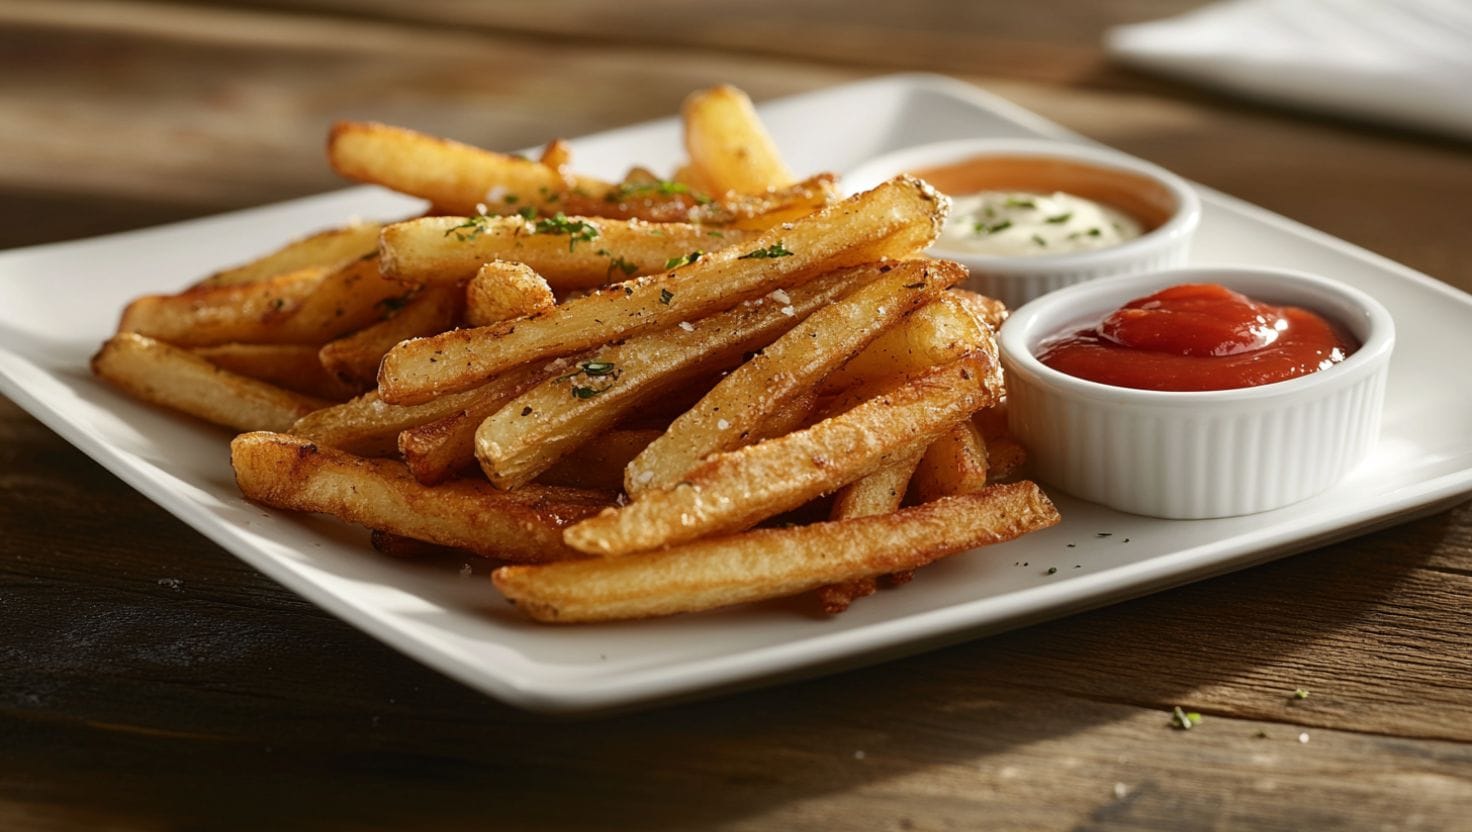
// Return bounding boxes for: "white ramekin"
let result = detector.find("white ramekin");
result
[998,267,1394,519]
[844,138,1201,311]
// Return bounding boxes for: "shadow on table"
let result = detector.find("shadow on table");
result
[3,483,1461,830]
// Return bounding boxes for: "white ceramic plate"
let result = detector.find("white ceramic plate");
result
[3,74,1469,714]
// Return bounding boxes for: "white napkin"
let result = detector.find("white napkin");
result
[1106,0,1472,140]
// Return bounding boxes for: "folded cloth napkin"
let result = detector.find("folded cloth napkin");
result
[1106,0,1472,140]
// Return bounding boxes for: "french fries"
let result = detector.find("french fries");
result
[495,484,1060,623]
[380,215,751,292]
[474,268,865,490]
[377,176,948,405]
[196,221,382,289]
[626,259,964,494]
[464,261,556,328]
[93,334,326,432]
[232,432,611,562]
[98,85,1060,626]
[682,85,795,194]
[565,351,1003,557]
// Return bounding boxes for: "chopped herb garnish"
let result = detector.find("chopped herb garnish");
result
[1032,234,1048,247]
[504,194,520,205]
[1097,532,1113,537]
[1088,227,1102,237]
[659,288,674,305]
[444,213,494,241]
[580,360,617,377]
[1005,197,1037,209]
[738,242,794,259]
[1045,212,1073,225]
[595,249,637,278]
[707,230,725,238]
[974,220,1012,235]
[557,360,621,397]
[517,206,538,220]
[1046,566,1058,575]
[533,212,599,251]
[664,250,703,270]
[606,179,712,205]
[1169,707,1202,730]
[520,406,533,416]
[570,386,601,399]
[1293,689,1310,700]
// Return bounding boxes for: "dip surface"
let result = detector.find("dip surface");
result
[1035,283,1358,391]
[938,190,1141,257]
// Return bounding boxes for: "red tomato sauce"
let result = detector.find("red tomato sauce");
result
[1035,283,1358,391]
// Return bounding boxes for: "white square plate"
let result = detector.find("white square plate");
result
[3,74,1470,713]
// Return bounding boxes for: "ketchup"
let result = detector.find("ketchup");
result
[1035,283,1357,392]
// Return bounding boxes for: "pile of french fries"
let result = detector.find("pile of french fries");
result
[93,85,1059,623]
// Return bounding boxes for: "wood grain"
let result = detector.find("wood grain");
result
[2,0,1470,829]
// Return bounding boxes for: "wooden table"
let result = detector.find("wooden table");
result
[4,2,1470,829]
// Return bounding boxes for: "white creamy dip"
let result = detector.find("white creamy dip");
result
[938,190,1142,257]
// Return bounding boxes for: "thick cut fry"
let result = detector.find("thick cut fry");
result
[380,215,751,291]
[952,288,1009,330]
[328,121,602,216]
[537,429,662,491]
[816,451,925,614]
[379,176,948,405]
[823,292,989,394]
[192,342,361,400]
[231,432,611,562]
[556,175,838,231]
[119,267,328,347]
[92,334,326,432]
[465,261,555,327]
[476,269,864,489]
[496,483,1060,623]
[318,285,461,387]
[399,361,570,485]
[911,420,991,504]
[627,259,964,495]
[565,352,1003,556]
[984,436,1027,482]
[682,85,795,193]
[196,221,382,288]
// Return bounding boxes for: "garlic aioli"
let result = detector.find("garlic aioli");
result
[938,191,1141,257]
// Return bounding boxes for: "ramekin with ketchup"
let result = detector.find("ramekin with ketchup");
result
[999,268,1394,519]
[844,138,1200,309]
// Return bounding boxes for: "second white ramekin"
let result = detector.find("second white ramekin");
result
[998,267,1394,519]
[844,138,1201,311]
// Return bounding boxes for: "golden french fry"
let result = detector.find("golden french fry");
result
[92,334,326,432]
[682,85,795,193]
[380,214,749,292]
[556,174,839,231]
[911,420,990,503]
[195,221,382,289]
[399,361,569,485]
[231,432,612,563]
[291,386,498,457]
[822,291,988,394]
[192,342,361,400]
[328,121,603,216]
[318,285,461,388]
[951,288,1009,330]
[378,176,948,405]
[536,428,663,491]
[538,139,573,174]
[566,351,1003,556]
[627,259,964,495]
[119,267,329,347]
[464,261,556,328]
[476,269,865,490]
[816,451,926,614]
[984,435,1028,483]
[495,483,1060,623]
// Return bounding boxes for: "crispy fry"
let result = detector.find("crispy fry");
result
[682,85,794,193]
[291,386,490,457]
[92,334,326,432]
[496,483,1060,622]
[196,221,382,289]
[627,259,964,494]
[951,288,1009,330]
[380,215,749,291]
[822,291,988,394]
[192,342,361,400]
[231,432,611,562]
[378,176,948,405]
[399,361,570,485]
[565,351,1003,556]
[476,269,865,490]
[556,175,838,231]
[318,284,461,387]
[464,261,556,327]
[328,121,602,216]
[119,267,329,347]
[536,429,663,491]
[984,435,1028,483]
[911,420,991,503]
[816,451,926,614]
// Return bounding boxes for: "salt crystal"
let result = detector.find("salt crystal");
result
[637,470,655,485]
[717,419,731,430]
[475,202,488,215]
[768,288,791,304]
[780,306,796,317]
[1298,732,1310,744]
[678,321,695,332]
